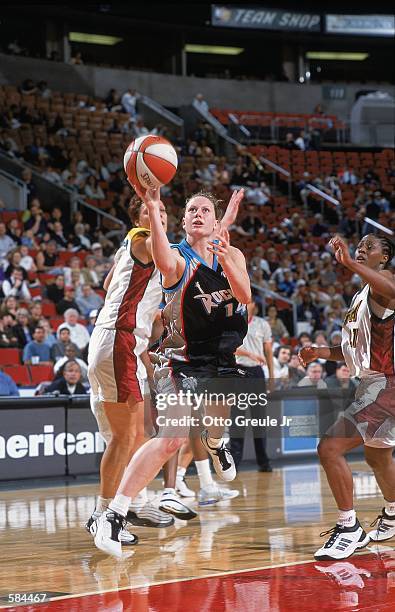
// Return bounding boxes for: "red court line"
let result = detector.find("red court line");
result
[5,550,395,612]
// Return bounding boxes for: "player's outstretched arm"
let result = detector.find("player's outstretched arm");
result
[135,186,185,284]
[330,236,395,301]
[208,228,251,304]
[299,345,344,367]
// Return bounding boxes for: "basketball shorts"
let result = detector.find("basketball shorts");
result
[342,374,395,448]
[88,326,146,404]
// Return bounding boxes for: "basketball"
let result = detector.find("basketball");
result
[123,134,178,190]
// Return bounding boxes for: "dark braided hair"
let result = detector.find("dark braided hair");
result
[377,235,395,269]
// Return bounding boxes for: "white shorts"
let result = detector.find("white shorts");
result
[88,326,146,404]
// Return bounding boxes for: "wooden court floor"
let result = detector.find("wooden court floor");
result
[0,462,394,611]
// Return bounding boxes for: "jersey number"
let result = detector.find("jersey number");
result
[225,303,246,317]
[349,328,359,348]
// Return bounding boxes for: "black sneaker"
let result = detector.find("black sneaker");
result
[87,513,138,546]
[126,502,175,528]
[200,430,236,482]
[314,519,370,560]
[94,510,138,558]
[368,509,395,542]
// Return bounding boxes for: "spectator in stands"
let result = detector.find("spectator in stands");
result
[133,117,149,138]
[63,308,90,352]
[22,325,52,364]
[2,269,31,301]
[20,79,37,95]
[284,132,297,150]
[0,222,16,262]
[41,165,62,185]
[13,308,33,348]
[0,366,20,397]
[19,245,36,272]
[265,305,289,343]
[295,332,312,353]
[56,286,80,316]
[236,205,265,236]
[107,154,122,174]
[46,275,65,303]
[192,93,209,114]
[21,229,38,249]
[4,250,28,280]
[326,362,356,391]
[264,345,291,385]
[245,181,271,206]
[35,240,58,271]
[0,313,18,348]
[297,361,327,389]
[63,256,84,286]
[84,176,105,200]
[20,168,37,203]
[6,218,22,246]
[87,309,98,335]
[287,353,306,386]
[311,213,329,238]
[51,324,79,362]
[277,270,296,297]
[72,223,92,251]
[37,80,51,98]
[121,88,139,118]
[49,221,68,249]
[53,343,88,381]
[90,242,111,271]
[70,52,84,65]
[29,302,43,327]
[39,318,57,350]
[82,256,101,287]
[75,284,104,318]
[295,130,307,151]
[0,296,18,318]
[373,190,390,213]
[44,360,87,395]
[340,167,359,185]
[105,89,122,112]
[23,199,47,237]
[296,293,320,330]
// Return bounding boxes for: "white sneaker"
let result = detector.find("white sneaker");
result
[126,501,175,528]
[159,491,198,521]
[368,509,395,542]
[94,510,136,558]
[315,562,371,589]
[198,484,239,506]
[86,514,138,546]
[314,520,370,561]
[176,475,196,498]
[200,430,236,482]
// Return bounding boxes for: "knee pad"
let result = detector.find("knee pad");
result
[90,395,111,445]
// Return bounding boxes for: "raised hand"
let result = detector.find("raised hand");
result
[220,189,244,230]
[134,185,161,211]
[329,236,353,268]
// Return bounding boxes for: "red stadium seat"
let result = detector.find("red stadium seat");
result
[3,365,31,386]
[41,301,57,317]
[28,365,54,385]
[51,318,65,331]
[0,348,21,365]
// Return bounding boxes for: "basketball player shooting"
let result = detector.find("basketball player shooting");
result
[299,233,395,561]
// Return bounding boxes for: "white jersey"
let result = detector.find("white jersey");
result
[95,228,161,343]
[236,315,272,367]
[342,283,395,378]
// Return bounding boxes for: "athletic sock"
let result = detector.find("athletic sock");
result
[109,494,130,517]
[93,496,112,518]
[337,509,357,527]
[177,466,186,478]
[196,458,214,488]
[207,437,223,448]
[384,500,395,517]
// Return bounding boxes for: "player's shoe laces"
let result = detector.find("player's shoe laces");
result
[314,520,370,560]
[85,514,138,546]
[198,484,239,506]
[368,509,395,542]
[94,510,134,558]
[175,475,196,498]
[314,562,371,589]
[159,491,197,520]
[200,430,236,482]
[126,502,175,528]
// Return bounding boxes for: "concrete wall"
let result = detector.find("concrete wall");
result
[1,53,394,120]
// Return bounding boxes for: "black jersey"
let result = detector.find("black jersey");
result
[159,239,248,364]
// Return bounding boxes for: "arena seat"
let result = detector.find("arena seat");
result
[28,364,54,385]
[41,301,57,317]
[0,348,21,365]
[3,365,31,386]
